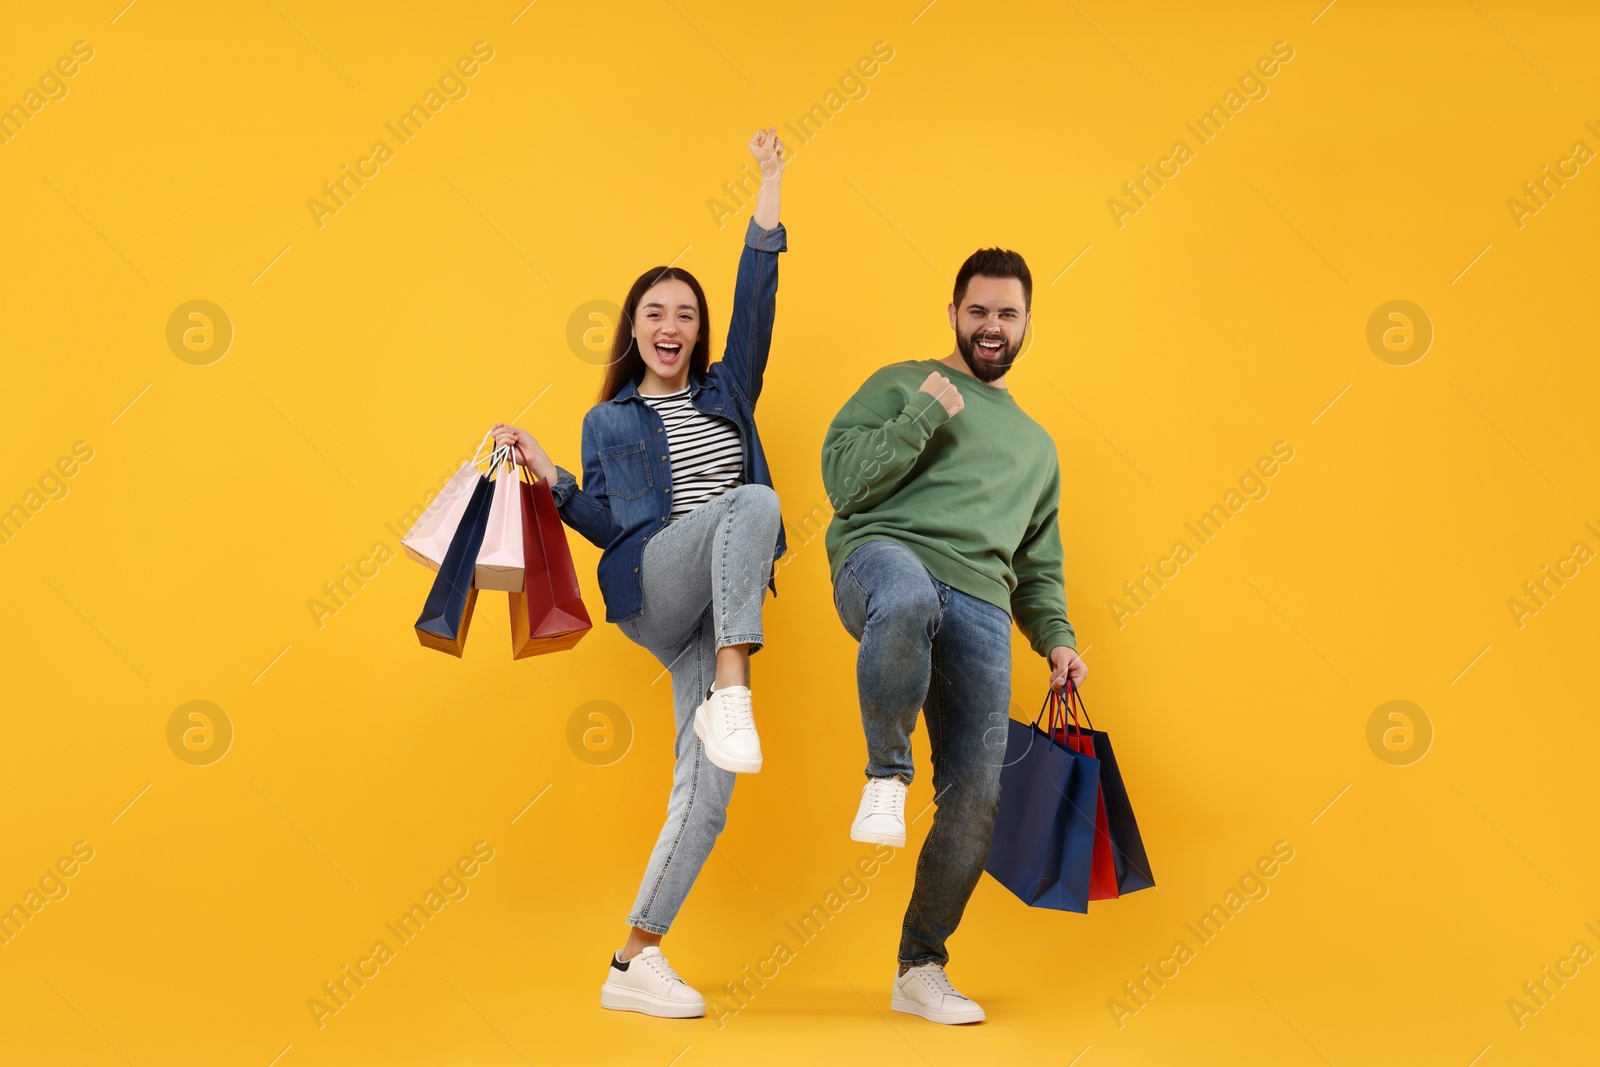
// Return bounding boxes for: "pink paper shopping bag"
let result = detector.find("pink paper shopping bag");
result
[402,431,501,571]
[474,450,525,591]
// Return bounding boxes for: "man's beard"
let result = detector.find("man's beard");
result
[955,325,1023,383]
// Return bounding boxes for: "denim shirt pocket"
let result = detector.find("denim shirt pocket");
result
[598,442,653,500]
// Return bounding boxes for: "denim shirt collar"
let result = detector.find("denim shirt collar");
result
[608,371,705,404]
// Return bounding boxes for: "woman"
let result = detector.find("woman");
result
[492,127,788,1019]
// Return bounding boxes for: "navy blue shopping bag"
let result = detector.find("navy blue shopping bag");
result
[1062,681,1156,896]
[985,688,1102,913]
[414,461,496,656]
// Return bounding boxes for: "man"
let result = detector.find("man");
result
[821,247,1086,1024]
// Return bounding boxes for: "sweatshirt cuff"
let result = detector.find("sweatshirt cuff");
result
[1035,626,1077,659]
[745,217,787,252]
[901,388,953,437]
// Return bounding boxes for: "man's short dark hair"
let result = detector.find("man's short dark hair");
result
[953,248,1032,310]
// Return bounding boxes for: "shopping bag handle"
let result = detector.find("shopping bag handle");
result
[1032,679,1096,740]
[1031,685,1087,749]
[518,451,555,487]
[473,443,512,476]
[1032,687,1058,732]
[1062,676,1096,733]
[509,442,561,487]
[1052,687,1085,739]
[470,428,516,471]
[471,429,497,465]
[491,443,518,477]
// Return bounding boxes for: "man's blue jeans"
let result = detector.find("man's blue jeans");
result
[832,539,1012,967]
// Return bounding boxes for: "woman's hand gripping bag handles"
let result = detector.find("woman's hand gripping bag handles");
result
[413,444,502,656]
[984,686,1102,913]
[1052,679,1156,898]
[509,462,592,657]
[402,431,499,571]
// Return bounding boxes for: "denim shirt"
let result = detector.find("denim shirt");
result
[550,216,788,623]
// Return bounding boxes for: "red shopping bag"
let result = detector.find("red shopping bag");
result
[1050,684,1119,901]
[509,469,591,657]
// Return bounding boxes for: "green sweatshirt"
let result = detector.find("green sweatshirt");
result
[822,358,1076,658]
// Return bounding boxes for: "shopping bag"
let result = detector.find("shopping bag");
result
[1053,680,1155,896]
[1051,686,1118,901]
[414,463,495,656]
[510,468,592,656]
[402,431,498,571]
[474,449,525,592]
[984,688,1101,912]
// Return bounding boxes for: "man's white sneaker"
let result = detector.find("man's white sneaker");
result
[693,685,762,773]
[850,776,907,847]
[600,946,706,1018]
[891,962,986,1024]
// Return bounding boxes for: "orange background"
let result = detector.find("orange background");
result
[1,2,1597,1064]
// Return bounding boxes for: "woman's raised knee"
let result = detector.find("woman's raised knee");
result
[730,481,780,515]
[726,482,781,536]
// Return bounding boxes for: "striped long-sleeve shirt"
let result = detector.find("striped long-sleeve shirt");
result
[638,386,745,520]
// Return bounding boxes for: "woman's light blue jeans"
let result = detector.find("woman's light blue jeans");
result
[616,482,781,934]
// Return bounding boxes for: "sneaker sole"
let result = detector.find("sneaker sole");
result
[891,991,985,1024]
[600,983,706,1019]
[850,824,906,848]
[693,705,762,773]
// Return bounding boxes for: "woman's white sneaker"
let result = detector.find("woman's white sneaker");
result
[600,946,706,1018]
[891,962,986,1024]
[850,776,907,847]
[693,685,762,772]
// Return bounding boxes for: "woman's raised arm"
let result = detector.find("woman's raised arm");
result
[750,126,783,229]
[720,128,788,405]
